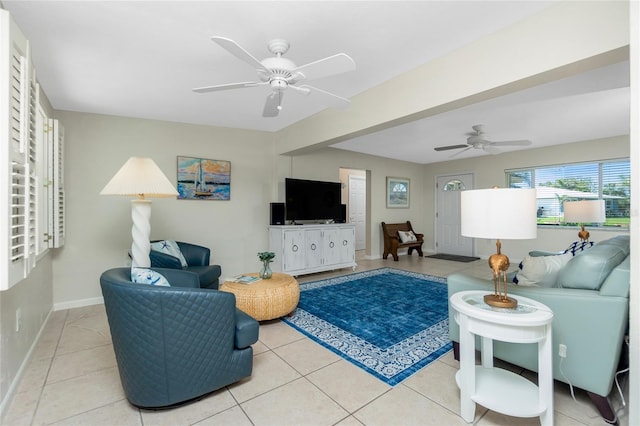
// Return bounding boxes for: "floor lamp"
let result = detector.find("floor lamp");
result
[100,157,178,268]
[563,199,605,242]
[460,187,537,308]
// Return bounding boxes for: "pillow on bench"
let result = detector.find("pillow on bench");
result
[398,230,418,243]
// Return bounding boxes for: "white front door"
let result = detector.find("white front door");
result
[436,174,474,256]
[348,175,366,250]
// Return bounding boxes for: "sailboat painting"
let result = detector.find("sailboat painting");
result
[177,156,231,200]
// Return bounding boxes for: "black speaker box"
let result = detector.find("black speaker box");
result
[336,204,347,223]
[270,202,285,225]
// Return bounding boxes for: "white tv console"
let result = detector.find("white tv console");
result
[269,224,357,276]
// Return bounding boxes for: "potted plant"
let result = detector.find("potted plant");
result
[257,251,275,279]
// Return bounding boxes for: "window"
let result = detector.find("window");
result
[443,179,466,191]
[506,160,630,229]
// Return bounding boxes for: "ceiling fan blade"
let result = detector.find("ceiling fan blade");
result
[483,145,501,155]
[434,144,468,152]
[296,85,350,109]
[490,139,532,146]
[293,53,356,81]
[192,81,265,93]
[263,92,281,117]
[450,146,473,158]
[211,36,270,74]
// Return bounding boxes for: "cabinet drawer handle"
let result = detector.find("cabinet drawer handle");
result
[311,243,316,250]
[292,244,298,252]
[343,240,348,246]
[329,242,335,248]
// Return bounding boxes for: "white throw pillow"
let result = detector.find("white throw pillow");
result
[398,230,417,243]
[513,253,573,287]
[131,268,170,286]
[150,240,188,267]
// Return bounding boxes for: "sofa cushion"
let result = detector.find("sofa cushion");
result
[150,240,188,267]
[556,243,628,290]
[398,230,417,243]
[596,235,631,257]
[131,268,170,286]
[513,252,572,287]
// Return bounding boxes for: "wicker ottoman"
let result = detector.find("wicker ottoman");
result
[220,272,300,321]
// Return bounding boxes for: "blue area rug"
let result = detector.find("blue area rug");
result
[282,268,452,386]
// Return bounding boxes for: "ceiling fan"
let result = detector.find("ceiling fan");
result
[193,37,356,117]
[434,125,532,157]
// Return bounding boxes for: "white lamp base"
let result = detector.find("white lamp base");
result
[130,199,152,268]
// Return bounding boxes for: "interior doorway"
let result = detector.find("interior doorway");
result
[435,173,474,256]
[340,168,367,251]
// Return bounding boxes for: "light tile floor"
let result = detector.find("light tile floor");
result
[4,254,629,425]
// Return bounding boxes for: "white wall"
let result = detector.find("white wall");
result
[0,257,53,413]
[280,147,426,258]
[52,111,275,307]
[423,136,630,260]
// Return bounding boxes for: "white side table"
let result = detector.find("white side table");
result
[450,290,554,426]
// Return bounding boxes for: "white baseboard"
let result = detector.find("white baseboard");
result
[54,296,104,311]
[0,309,53,424]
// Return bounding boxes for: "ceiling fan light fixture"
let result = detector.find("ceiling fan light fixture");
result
[194,36,355,116]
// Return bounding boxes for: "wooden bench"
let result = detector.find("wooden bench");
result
[381,221,424,261]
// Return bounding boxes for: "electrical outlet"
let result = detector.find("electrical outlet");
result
[559,344,567,358]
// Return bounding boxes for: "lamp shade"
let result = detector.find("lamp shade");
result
[563,200,606,223]
[461,188,537,240]
[100,157,178,198]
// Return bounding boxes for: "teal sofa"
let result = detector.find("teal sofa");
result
[448,235,630,424]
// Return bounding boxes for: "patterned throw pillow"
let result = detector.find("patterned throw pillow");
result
[398,230,417,243]
[563,240,594,256]
[513,252,573,287]
[131,268,170,286]
[150,240,188,267]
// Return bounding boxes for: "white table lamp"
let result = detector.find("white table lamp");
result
[461,187,537,308]
[563,200,605,242]
[100,157,178,268]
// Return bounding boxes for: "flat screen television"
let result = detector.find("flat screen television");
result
[285,178,342,222]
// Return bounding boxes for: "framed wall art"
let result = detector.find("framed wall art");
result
[386,176,410,208]
[177,156,231,200]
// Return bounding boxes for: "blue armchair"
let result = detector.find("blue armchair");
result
[149,241,221,289]
[100,267,259,408]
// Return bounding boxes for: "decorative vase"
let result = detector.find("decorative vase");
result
[259,260,272,279]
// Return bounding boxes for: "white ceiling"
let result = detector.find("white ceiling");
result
[3,1,630,164]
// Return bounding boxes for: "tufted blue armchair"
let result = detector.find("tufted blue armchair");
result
[149,241,221,289]
[100,267,259,408]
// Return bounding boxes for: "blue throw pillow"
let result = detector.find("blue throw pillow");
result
[131,268,170,286]
[150,240,188,267]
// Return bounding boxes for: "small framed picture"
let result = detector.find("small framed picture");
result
[177,156,231,200]
[386,177,410,208]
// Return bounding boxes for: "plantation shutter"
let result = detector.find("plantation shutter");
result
[26,68,37,270]
[48,119,65,248]
[1,10,33,289]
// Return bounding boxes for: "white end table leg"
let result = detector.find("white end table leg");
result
[539,324,554,426]
[459,314,475,423]
[481,335,493,368]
